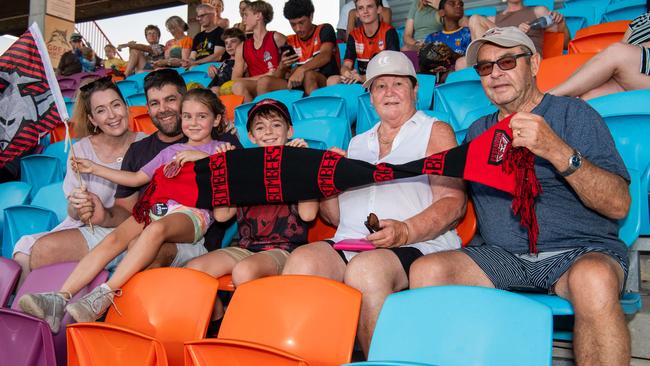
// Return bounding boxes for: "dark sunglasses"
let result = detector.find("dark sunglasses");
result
[79,76,113,93]
[473,52,532,76]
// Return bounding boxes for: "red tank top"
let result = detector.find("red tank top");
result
[243,31,280,77]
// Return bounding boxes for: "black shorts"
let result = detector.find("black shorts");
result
[462,245,628,294]
[325,240,423,277]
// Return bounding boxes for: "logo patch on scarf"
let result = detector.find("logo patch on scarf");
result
[422,150,447,175]
[317,150,343,197]
[373,163,394,182]
[264,146,283,202]
[210,153,230,206]
[488,129,510,165]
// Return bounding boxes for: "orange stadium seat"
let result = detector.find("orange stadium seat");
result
[219,94,245,124]
[542,31,565,58]
[184,275,361,366]
[536,52,596,92]
[457,199,477,247]
[129,106,157,134]
[568,20,630,54]
[67,268,219,366]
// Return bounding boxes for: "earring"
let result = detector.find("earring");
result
[93,125,98,133]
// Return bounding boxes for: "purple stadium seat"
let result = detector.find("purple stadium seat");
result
[0,308,56,365]
[0,257,21,307]
[11,262,109,366]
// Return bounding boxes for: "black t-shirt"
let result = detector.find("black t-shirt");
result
[115,131,242,250]
[192,27,226,61]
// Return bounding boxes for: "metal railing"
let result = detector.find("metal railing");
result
[75,20,123,60]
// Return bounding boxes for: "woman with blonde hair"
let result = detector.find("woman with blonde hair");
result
[12,77,145,285]
[155,15,193,68]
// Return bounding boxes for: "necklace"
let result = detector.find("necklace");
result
[377,129,394,145]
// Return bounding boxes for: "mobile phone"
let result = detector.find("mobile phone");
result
[364,213,380,233]
[280,44,297,57]
[333,239,376,251]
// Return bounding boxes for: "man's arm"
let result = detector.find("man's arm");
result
[118,42,154,54]
[510,112,630,220]
[191,46,226,65]
[231,43,247,79]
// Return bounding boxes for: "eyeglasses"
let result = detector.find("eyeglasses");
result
[79,76,113,93]
[196,13,214,19]
[473,52,532,76]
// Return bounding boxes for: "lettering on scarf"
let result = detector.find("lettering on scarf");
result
[422,150,447,175]
[264,146,283,202]
[210,153,230,206]
[489,129,510,165]
[317,150,342,197]
[373,163,394,182]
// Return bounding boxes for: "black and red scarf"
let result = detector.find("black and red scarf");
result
[135,114,543,253]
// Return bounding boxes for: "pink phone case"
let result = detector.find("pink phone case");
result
[333,239,376,251]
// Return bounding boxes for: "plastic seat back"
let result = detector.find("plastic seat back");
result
[190,62,222,74]
[0,308,56,366]
[125,71,149,92]
[536,52,596,92]
[543,31,565,58]
[2,205,58,259]
[128,105,149,131]
[219,94,245,124]
[603,0,646,22]
[293,96,347,121]
[445,68,480,84]
[233,102,256,148]
[252,89,304,108]
[464,6,497,16]
[43,140,73,173]
[20,154,64,199]
[31,182,67,223]
[100,267,219,365]
[568,20,629,54]
[116,80,140,97]
[356,92,379,135]
[12,261,109,366]
[559,5,599,38]
[0,181,31,243]
[127,92,148,107]
[218,275,361,366]
[133,113,157,134]
[524,0,554,10]
[367,286,553,366]
[307,216,337,243]
[181,71,213,88]
[456,199,477,246]
[416,73,436,110]
[0,257,21,307]
[292,117,351,150]
[310,83,365,122]
[433,80,492,130]
[57,77,77,90]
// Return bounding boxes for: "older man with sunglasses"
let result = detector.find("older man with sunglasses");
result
[410,27,632,366]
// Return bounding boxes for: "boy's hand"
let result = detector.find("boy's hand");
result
[214,142,236,154]
[174,150,209,165]
[208,65,219,78]
[70,158,95,174]
[286,138,308,148]
[288,66,306,88]
[280,51,300,69]
[327,147,346,157]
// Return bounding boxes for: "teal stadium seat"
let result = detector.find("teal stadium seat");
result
[125,71,149,93]
[432,80,493,131]
[233,102,256,148]
[464,6,497,17]
[190,62,221,74]
[126,93,147,107]
[2,205,58,258]
[293,117,351,150]
[356,92,379,135]
[310,83,365,123]
[181,70,213,88]
[43,140,75,173]
[345,286,553,366]
[31,182,67,223]
[444,67,480,84]
[416,73,436,110]
[559,5,600,38]
[524,0,555,10]
[116,80,140,99]
[20,154,63,200]
[0,182,31,245]
[603,0,646,22]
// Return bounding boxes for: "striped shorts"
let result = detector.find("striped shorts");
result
[640,46,650,75]
[462,245,628,294]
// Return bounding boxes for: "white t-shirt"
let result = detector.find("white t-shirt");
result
[337,0,391,30]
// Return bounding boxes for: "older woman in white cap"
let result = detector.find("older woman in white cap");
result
[283,50,466,356]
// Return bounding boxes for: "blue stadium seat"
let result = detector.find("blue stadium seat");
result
[603,0,646,22]
[190,62,221,74]
[31,182,67,223]
[0,182,31,244]
[43,140,75,173]
[464,6,497,17]
[65,98,76,120]
[432,80,492,131]
[457,104,498,132]
[345,286,553,366]
[310,83,365,123]
[125,71,149,93]
[356,92,379,135]
[233,102,256,148]
[395,26,405,49]
[181,70,213,88]
[116,80,140,99]
[444,67,480,84]
[221,221,238,248]
[338,42,346,65]
[559,6,600,38]
[416,73,436,110]
[564,0,610,22]
[252,89,304,119]
[126,93,147,107]
[20,154,63,200]
[2,205,59,258]
[293,117,350,150]
[292,96,348,121]
[524,0,555,10]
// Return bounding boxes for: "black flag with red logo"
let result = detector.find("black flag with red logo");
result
[0,24,68,168]
[135,114,542,252]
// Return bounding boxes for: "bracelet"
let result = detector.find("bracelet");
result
[402,221,410,246]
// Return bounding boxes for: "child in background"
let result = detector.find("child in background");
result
[424,0,471,56]
[19,89,229,331]
[186,98,318,326]
[80,46,97,72]
[208,27,246,96]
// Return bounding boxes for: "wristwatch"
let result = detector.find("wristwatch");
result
[559,149,583,177]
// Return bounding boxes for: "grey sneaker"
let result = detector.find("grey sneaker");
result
[18,292,69,333]
[66,283,121,323]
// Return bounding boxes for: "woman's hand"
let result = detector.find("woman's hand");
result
[214,142,236,154]
[286,138,308,148]
[70,158,95,174]
[174,150,209,165]
[366,219,409,248]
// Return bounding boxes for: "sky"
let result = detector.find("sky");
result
[95,1,341,59]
